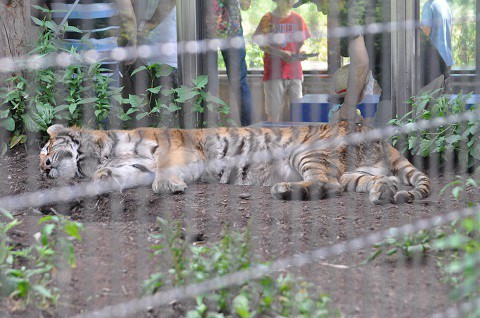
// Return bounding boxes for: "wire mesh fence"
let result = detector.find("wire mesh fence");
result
[0,0,479,317]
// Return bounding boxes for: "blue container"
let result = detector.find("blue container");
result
[290,94,379,123]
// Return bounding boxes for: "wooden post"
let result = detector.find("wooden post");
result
[391,0,416,120]
[327,0,341,75]
[177,0,205,128]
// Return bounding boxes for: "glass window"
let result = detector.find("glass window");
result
[221,1,328,71]
[420,0,475,70]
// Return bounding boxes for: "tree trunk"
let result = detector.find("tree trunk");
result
[0,0,35,84]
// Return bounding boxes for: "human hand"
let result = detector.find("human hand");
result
[328,105,363,124]
[280,50,293,63]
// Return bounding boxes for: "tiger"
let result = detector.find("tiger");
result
[39,122,430,204]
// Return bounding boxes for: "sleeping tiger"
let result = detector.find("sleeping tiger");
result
[39,123,430,204]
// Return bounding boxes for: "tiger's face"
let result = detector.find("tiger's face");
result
[40,135,80,179]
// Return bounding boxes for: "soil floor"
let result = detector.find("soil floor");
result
[0,147,471,318]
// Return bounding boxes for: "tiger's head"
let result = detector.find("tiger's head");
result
[40,124,81,179]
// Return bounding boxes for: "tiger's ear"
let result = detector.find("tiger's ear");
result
[46,124,66,138]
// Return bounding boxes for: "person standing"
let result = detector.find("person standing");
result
[121,0,179,127]
[421,0,454,79]
[295,0,448,127]
[206,0,254,126]
[42,0,137,86]
[253,0,311,122]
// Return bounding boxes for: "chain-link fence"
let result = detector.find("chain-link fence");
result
[0,1,479,317]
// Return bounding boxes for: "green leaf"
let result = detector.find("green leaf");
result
[68,103,77,114]
[31,5,50,13]
[193,75,208,88]
[44,21,59,33]
[54,104,70,113]
[16,280,29,298]
[452,186,463,200]
[0,118,15,131]
[0,208,14,220]
[175,86,199,102]
[127,94,145,109]
[22,111,46,132]
[445,134,462,145]
[360,248,383,265]
[76,97,98,105]
[41,223,56,245]
[407,136,418,150]
[154,64,174,77]
[232,294,251,318]
[126,107,137,115]
[205,92,227,105]
[147,86,162,94]
[38,215,53,225]
[136,112,149,120]
[9,134,26,148]
[64,222,82,241]
[131,66,147,77]
[33,284,53,299]
[0,109,10,119]
[64,25,83,33]
[31,16,44,27]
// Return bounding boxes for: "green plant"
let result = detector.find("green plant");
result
[389,91,480,168]
[0,75,24,152]
[433,214,480,305]
[119,71,231,128]
[436,175,480,317]
[361,228,446,265]
[440,174,480,207]
[0,5,122,149]
[0,210,83,312]
[363,175,480,316]
[144,217,338,317]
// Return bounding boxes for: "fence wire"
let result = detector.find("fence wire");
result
[0,1,479,317]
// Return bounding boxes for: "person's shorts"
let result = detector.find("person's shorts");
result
[264,79,302,120]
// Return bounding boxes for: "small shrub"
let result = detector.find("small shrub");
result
[389,91,480,168]
[118,69,231,128]
[0,210,83,313]
[144,217,338,317]
[364,175,480,317]
[361,228,446,265]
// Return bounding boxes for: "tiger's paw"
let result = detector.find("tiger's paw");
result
[271,182,308,200]
[393,190,414,204]
[93,168,113,180]
[152,176,187,194]
[271,181,341,200]
[369,176,399,205]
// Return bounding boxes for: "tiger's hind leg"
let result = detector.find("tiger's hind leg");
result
[271,151,343,200]
[340,172,399,205]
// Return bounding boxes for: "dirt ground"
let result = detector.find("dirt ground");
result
[0,147,468,318]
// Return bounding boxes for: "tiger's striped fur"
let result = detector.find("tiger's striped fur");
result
[39,123,430,204]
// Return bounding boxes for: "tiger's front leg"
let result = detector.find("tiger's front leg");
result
[93,157,156,185]
[152,150,205,194]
